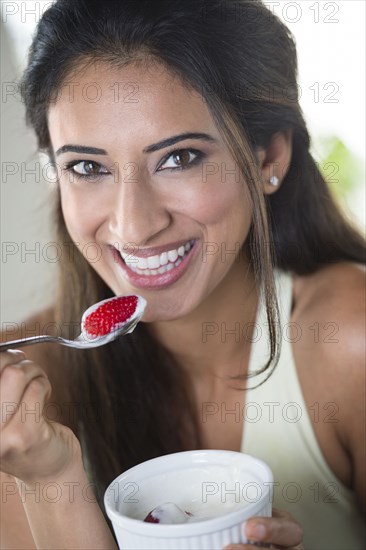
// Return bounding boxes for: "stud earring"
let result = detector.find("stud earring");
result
[269,176,279,187]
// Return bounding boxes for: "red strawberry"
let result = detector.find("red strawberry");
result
[143,511,160,523]
[84,296,138,337]
[143,503,193,524]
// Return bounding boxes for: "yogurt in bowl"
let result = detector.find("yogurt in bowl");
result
[104,450,273,549]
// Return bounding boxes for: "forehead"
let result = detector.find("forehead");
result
[47,61,216,151]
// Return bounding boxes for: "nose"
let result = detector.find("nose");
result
[108,175,172,246]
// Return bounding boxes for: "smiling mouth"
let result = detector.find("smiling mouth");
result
[115,239,196,276]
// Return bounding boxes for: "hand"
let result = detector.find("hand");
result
[0,349,81,484]
[224,508,304,549]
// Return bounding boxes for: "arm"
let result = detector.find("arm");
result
[1,463,117,550]
[0,349,117,550]
[0,472,36,549]
[18,448,117,550]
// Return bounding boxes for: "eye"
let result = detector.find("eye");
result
[157,149,204,171]
[64,160,110,179]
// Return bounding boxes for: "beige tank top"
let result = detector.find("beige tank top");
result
[242,269,365,550]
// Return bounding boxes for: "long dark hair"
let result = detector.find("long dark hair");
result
[21,0,365,509]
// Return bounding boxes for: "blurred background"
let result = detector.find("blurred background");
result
[1,0,365,323]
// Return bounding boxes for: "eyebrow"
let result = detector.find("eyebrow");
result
[55,145,106,156]
[142,132,217,153]
[55,132,216,157]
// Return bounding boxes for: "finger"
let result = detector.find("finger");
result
[1,376,52,459]
[1,378,62,483]
[0,361,50,426]
[272,508,292,520]
[0,350,26,371]
[225,545,271,549]
[245,514,303,548]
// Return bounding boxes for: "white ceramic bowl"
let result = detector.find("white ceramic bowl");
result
[104,450,273,549]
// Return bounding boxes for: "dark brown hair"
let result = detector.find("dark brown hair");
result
[21,0,365,510]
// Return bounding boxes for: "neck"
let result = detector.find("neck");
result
[148,254,259,382]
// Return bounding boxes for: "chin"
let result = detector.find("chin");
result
[140,300,195,323]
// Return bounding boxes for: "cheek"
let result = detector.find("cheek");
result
[60,187,106,242]
[179,178,252,234]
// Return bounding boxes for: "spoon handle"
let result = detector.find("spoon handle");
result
[0,335,63,350]
[0,316,142,351]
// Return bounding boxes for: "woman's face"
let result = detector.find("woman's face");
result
[48,61,253,322]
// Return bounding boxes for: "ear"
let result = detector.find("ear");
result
[256,130,293,195]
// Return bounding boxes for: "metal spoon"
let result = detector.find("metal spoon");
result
[0,295,147,351]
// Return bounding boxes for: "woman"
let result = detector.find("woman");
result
[1,0,365,548]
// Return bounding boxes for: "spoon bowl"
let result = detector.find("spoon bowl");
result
[0,295,147,351]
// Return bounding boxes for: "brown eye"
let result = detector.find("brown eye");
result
[158,149,203,171]
[68,160,109,177]
[83,162,101,175]
[172,150,191,168]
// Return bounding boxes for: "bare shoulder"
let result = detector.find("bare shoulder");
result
[292,261,365,365]
[293,260,365,308]
[291,262,365,505]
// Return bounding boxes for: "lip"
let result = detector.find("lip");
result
[111,239,199,290]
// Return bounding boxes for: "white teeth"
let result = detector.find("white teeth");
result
[123,255,135,266]
[138,257,148,269]
[128,262,179,276]
[160,252,168,265]
[147,255,160,269]
[168,249,178,263]
[119,239,195,275]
